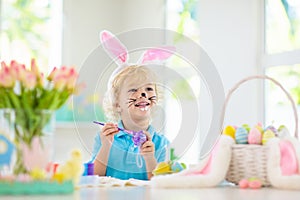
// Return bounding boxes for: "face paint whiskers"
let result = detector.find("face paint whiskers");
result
[148,96,157,104]
[127,98,136,108]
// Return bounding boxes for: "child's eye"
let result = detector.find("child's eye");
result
[128,88,138,93]
[146,87,154,91]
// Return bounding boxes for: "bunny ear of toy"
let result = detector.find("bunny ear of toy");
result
[138,46,176,64]
[100,30,129,66]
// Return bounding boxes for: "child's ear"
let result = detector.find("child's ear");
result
[114,103,122,113]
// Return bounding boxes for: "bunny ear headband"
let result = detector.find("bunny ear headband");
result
[100,30,176,89]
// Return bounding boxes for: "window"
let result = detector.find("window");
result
[264,0,300,136]
[166,0,202,164]
[0,0,62,72]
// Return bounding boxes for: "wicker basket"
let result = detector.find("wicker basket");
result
[222,75,299,186]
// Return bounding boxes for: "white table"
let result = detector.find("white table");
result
[1,185,300,200]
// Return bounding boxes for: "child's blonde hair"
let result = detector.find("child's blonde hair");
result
[103,65,162,122]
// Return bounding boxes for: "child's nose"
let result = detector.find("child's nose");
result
[141,92,147,98]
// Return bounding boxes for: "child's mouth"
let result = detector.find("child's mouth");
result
[135,102,150,111]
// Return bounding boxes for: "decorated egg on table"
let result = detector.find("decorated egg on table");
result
[235,127,248,144]
[262,129,276,145]
[171,162,185,172]
[238,179,249,189]
[222,125,236,139]
[152,162,171,175]
[248,177,262,189]
[248,127,262,145]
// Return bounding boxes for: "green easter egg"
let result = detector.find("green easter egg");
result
[242,124,250,132]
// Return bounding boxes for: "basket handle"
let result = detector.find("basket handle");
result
[220,75,298,138]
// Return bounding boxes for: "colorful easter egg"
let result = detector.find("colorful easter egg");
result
[255,123,264,133]
[248,178,262,189]
[262,129,276,145]
[265,125,278,135]
[223,125,236,139]
[277,125,289,138]
[235,127,248,144]
[242,124,250,132]
[239,179,249,189]
[248,127,262,145]
[171,162,185,172]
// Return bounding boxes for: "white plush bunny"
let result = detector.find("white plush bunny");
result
[151,135,234,188]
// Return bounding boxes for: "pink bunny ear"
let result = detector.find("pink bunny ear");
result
[138,46,176,64]
[100,30,129,65]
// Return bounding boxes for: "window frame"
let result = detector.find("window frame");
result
[262,0,300,136]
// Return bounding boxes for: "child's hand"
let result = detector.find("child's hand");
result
[100,123,119,147]
[140,131,157,179]
[140,131,155,157]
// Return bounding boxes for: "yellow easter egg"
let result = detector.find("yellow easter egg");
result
[152,162,171,175]
[262,129,275,145]
[223,126,236,139]
[255,125,264,133]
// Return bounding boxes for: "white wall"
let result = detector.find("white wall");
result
[62,0,122,67]
[62,0,165,67]
[198,0,263,126]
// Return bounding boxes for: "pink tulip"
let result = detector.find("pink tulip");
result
[1,61,8,69]
[53,75,67,91]
[10,60,26,81]
[60,66,68,74]
[30,58,39,75]
[38,73,45,87]
[30,58,44,87]
[0,67,15,88]
[21,71,37,89]
[66,67,79,90]
[47,67,57,81]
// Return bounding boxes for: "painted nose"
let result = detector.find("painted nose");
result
[141,92,146,97]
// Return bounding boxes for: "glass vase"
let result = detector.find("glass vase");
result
[0,109,15,175]
[0,109,55,175]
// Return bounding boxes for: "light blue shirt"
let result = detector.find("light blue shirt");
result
[90,121,170,180]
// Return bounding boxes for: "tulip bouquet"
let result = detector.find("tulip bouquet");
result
[0,59,82,174]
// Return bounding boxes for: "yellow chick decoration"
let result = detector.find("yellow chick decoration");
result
[57,149,84,185]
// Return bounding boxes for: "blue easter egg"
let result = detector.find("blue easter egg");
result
[235,127,248,144]
[171,162,184,172]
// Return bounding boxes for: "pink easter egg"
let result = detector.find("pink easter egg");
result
[238,179,249,189]
[248,127,262,145]
[249,180,262,189]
